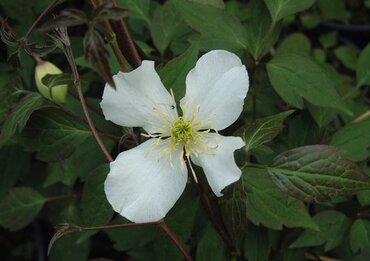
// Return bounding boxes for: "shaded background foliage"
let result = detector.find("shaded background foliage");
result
[0,0,370,260]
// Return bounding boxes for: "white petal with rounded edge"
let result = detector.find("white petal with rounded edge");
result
[191,133,245,197]
[181,50,249,131]
[104,138,187,223]
[100,61,178,134]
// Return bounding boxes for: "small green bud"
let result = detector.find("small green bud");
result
[35,60,68,104]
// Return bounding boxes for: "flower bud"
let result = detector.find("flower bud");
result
[35,60,67,104]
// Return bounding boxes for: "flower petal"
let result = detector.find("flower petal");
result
[104,138,187,223]
[191,133,245,197]
[181,50,249,131]
[100,61,178,134]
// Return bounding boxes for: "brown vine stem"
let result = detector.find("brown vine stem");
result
[186,160,237,255]
[62,29,113,162]
[23,0,59,40]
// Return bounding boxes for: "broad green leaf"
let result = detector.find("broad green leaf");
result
[243,110,294,152]
[196,223,227,261]
[172,0,247,52]
[334,46,358,71]
[290,210,351,251]
[266,54,349,113]
[0,93,53,146]
[317,0,348,23]
[268,145,370,202]
[350,219,370,253]
[331,118,370,162]
[264,0,316,22]
[245,0,281,59]
[191,0,224,8]
[116,0,151,24]
[319,32,338,49]
[49,234,90,261]
[244,224,271,261]
[219,180,248,249]
[0,145,30,197]
[19,108,91,162]
[159,43,199,101]
[243,168,318,230]
[307,104,336,129]
[0,187,46,231]
[276,33,311,56]
[151,2,183,54]
[357,44,370,86]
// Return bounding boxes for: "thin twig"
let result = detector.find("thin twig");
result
[352,110,370,123]
[24,0,59,39]
[158,222,193,261]
[62,30,113,162]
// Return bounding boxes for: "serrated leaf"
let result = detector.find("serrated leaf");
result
[357,44,370,86]
[116,0,151,24]
[243,110,294,152]
[150,2,183,54]
[243,168,318,230]
[0,187,46,231]
[264,0,316,22]
[331,117,370,162]
[19,108,91,162]
[172,0,247,52]
[159,43,199,102]
[78,164,113,242]
[219,180,247,249]
[0,93,53,147]
[267,54,350,113]
[196,223,227,261]
[245,0,282,59]
[290,210,351,251]
[0,145,30,197]
[350,219,370,253]
[268,145,370,202]
[84,28,114,87]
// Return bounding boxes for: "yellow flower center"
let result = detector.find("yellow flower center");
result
[170,117,200,146]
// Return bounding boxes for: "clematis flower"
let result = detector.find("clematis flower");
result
[100,50,249,223]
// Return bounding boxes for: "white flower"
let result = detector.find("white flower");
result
[100,50,249,223]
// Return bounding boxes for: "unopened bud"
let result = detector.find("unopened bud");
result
[35,60,67,104]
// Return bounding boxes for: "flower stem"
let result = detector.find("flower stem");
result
[62,30,113,162]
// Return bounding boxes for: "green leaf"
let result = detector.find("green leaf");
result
[191,0,225,8]
[276,33,311,57]
[19,108,91,162]
[268,145,370,202]
[264,0,316,22]
[0,93,53,146]
[290,210,351,251]
[317,0,348,23]
[243,110,294,152]
[41,73,73,89]
[151,2,184,54]
[78,164,113,242]
[172,0,247,52]
[357,44,370,86]
[159,43,199,101]
[266,54,350,113]
[116,0,151,24]
[245,0,281,59]
[350,219,370,253]
[243,168,318,230]
[331,118,370,162]
[219,180,248,249]
[49,234,90,261]
[334,46,358,71]
[0,187,46,231]
[244,224,271,261]
[0,145,30,197]
[196,222,227,261]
